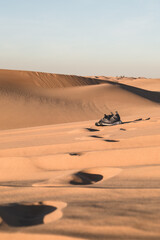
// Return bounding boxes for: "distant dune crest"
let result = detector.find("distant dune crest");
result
[0,69,101,89]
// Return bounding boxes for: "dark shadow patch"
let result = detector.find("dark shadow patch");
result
[122,118,143,124]
[133,118,143,122]
[70,172,103,185]
[122,117,151,125]
[119,83,160,103]
[0,202,56,227]
[120,128,126,131]
[86,77,160,103]
[69,152,83,156]
[85,128,100,132]
[88,78,160,103]
[104,139,119,142]
[90,135,103,139]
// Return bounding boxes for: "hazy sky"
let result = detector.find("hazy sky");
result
[0,0,160,77]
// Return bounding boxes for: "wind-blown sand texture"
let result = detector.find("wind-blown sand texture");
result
[0,69,160,239]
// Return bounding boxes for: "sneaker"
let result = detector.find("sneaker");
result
[95,111,122,126]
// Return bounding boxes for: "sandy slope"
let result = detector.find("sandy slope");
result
[0,70,159,130]
[90,75,160,91]
[0,69,160,239]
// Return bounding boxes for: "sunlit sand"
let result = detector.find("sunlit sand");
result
[0,69,160,239]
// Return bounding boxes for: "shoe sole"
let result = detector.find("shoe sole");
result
[95,121,122,126]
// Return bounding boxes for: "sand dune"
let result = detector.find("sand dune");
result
[0,69,102,89]
[91,75,160,91]
[119,77,160,91]
[0,70,159,130]
[0,69,160,239]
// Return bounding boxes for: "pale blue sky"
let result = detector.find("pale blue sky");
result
[0,0,160,77]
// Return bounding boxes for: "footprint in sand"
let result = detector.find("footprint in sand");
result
[70,172,103,185]
[69,152,83,156]
[104,139,119,142]
[90,135,103,139]
[120,128,126,131]
[85,128,100,132]
[0,201,67,227]
[70,168,122,185]
[33,167,122,187]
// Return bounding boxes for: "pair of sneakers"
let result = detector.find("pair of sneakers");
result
[95,111,122,126]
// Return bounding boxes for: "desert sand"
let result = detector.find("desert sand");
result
[0,69,160,239]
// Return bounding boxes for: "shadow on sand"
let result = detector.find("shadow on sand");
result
[97,78,160,103]
[122,117,150,125]
[70,172,103,185]
[0,202,56,227]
